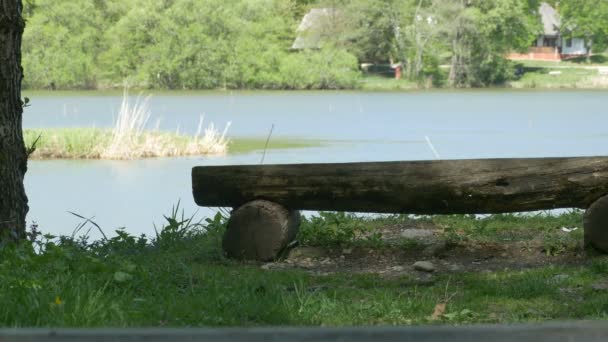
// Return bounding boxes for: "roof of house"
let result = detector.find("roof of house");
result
[291,8,338,50]
[539,2,561,36]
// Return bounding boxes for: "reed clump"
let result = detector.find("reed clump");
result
[25,93,230,160]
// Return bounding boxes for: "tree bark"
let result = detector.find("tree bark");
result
[193,157,608,215]
[0,0,28,239]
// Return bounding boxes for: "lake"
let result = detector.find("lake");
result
[23,90,608,239]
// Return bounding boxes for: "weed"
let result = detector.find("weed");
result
[298,212,385,247]
[541,230,581,256]
[153,202,204,249]
[433,211,584,245]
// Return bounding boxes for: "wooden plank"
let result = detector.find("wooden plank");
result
[192,157,608,214]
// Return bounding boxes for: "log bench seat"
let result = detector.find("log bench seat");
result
[192,157,608,261]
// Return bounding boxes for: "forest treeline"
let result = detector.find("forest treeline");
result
[22,0,608,90]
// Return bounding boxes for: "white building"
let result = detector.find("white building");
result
[509,2,588,61]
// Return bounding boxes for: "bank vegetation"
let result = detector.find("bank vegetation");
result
[25,94,230,160]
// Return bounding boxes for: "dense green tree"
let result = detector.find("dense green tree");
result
[22,0,358,90]
[559,0,608,62]
[20,0,602,90]
[99,0,167,87]
[22,0,111,89]
[336,0,537,86]
[337,0,413,64]
[403,0,451,82]
[446,0,537,87]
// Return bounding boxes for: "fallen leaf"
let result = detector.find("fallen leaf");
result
[431,303,446,320]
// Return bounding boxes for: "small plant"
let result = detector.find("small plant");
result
[441,308,477,322]
[153,201,205,249]
[541,228,582,256]
[441,224,470,246]
[298,212,383,247]
[204,209,229,234]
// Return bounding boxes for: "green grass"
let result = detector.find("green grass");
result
[359,75,420,91]
[23,93,231,159]
[509,67,605,89]
[4,209,608,327]
[515,54,608,68]
[509,54,608,89]
[24,128,112,159]
[430,211,583,241]
[298,211,585,249]
[23,128,321,159]
[228,138,323,155]
[24,128,227,159]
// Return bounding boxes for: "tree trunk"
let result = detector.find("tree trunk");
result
[414,47,424,79]
[193,157,608,215]
[449,36,461,86]
[0,0,28,239]
[404,57,412,79]
[586,37,593,64]
[448,32,455,81]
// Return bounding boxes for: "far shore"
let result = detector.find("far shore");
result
[22,60,608,93]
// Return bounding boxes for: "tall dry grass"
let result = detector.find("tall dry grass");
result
[27,92,231,160]
[100,91,231,159]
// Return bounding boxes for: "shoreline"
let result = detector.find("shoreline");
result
[22,62,608,94]
[23,83,608,95]
[21,88,608,100]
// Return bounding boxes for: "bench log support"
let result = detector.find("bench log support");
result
[192,157,608,259]
[223,200,300,261]
[584,194,608,252]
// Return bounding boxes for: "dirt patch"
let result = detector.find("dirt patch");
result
[261,222,591,279]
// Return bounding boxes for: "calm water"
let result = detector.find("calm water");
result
[23,90,608,238]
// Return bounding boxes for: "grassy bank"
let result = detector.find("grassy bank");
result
[506,57,608,89]
[22,55,608,94]
[228,137,323,155]
[359,75,420,91]
[359,55,608,90]
[23,91,322,160]
[23,128,227,159]
[23,93,233,160]
[357,65,608,91]
[23,128,321,159]
[4,209,608,327]
[510,66,608,89]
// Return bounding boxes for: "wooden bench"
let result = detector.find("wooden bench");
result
[192,156,608,260]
